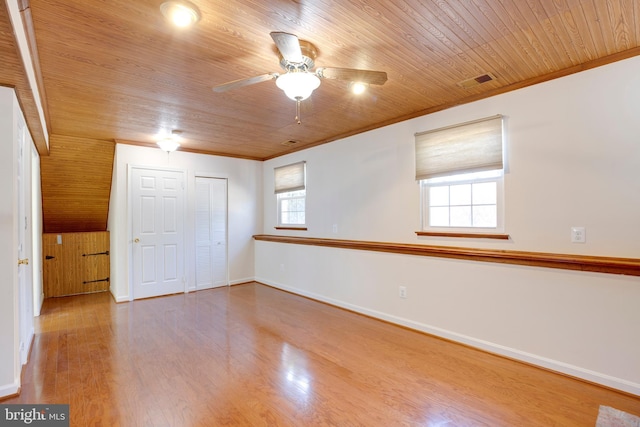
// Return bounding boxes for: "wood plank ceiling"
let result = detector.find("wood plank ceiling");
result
[14,0,640,160]
[1,0,639,233]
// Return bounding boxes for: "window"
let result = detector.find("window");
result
[421,170,502,228]
[415,115,504,231]
[274,161,306,227]
[277,189,306,225]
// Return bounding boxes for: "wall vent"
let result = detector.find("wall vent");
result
[281,139,300,146]
[457,73,496,89]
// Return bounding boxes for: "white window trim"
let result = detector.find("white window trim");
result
[420,171,504,233]
[277,189,306,227]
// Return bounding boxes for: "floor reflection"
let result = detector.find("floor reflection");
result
[280,342,312,404]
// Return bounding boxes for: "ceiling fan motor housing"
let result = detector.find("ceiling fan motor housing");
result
[278,39,318,70]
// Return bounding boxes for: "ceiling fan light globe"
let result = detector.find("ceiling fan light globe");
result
[157,139,180,152]
[276,72,320,101]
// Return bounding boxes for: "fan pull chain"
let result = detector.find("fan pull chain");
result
[295,98,302,124]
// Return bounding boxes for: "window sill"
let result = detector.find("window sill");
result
[416,231,510,240]
[275,226,308,231]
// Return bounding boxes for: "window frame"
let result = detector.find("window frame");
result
[274,161,307,229]
[277,188,306,227]
[420,170,504,233]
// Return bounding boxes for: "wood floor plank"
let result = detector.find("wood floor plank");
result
[2,282,639,426]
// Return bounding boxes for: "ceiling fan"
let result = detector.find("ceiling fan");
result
[212,32,388,124]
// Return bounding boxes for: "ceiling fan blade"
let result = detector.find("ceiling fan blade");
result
[270,32,303,63]
[212,73,278,93]
[317,67,388,86]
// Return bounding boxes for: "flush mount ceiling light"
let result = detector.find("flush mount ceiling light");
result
[157,130,182,152]
[160,1,201,28]
[350,81,368,95]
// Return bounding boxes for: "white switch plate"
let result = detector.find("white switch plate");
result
[571,227,586,243]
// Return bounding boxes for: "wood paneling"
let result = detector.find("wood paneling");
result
[40,135,114,233]
[1,0,637,161]
[254,234,640,277]
[43,231,110,297]
[3,284,639,424]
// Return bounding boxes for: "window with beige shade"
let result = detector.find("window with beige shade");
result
[416,115,504,232]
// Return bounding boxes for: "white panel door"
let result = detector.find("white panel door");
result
[131,167,185,299]
[195,177,227,290]
[17,115,33,366]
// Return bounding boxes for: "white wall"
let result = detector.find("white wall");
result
[256,56,640,395]
[0,87,19,397]
[31,146,43,316]
[0,87,36,397]
[109,144,262,302]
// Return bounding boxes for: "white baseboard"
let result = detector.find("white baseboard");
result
[111,289,130,303]
[34,292,45,316]
[111,278,255,300]
[0,381,19,400]
[257,277,640,397]
[229,277,256,286]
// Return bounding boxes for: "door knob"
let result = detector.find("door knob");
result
[18,258,29,265]
[134,238,140,243]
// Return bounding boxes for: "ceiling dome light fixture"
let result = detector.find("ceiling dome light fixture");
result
[157,130,182,152]
[157,138,180,152]
[350,81,368,95]
[160,1,201,28]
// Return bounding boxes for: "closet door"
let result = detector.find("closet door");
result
[195,177,228,290]
[131,167,185,299]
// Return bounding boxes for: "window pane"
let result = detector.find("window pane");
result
[288,199,300,210]
[472,182,496,205]
[450,206,472,227]
[289,189,305,197]
[429,186,449,206]
[429,207,449,226]
[278,189,306,226]
[450,184,471,206]
[423,175,500,230]
[473,205,497,227]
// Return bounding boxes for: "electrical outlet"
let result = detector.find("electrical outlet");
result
[280,263,285,272]
[399,286,407,299]
[332,224,338,234]
[571,227,586,243]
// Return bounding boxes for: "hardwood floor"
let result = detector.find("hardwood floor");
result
[3,282,639,426]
